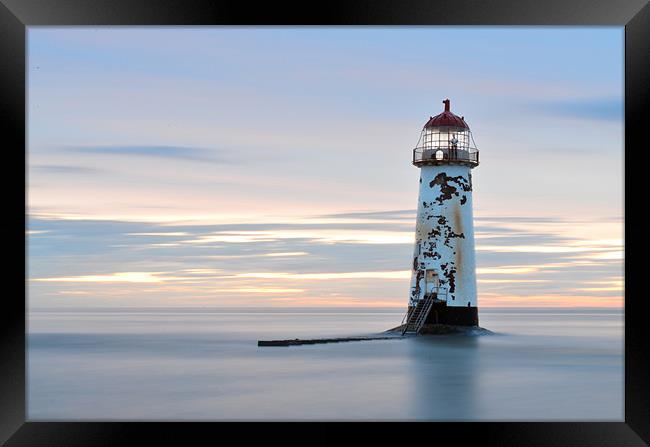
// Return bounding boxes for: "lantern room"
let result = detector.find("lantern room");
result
[413,99,479,168]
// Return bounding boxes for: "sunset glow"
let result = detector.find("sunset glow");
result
[27,27,623,309]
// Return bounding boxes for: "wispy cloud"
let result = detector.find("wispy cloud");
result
[32,271,196,284]
[476,244,620,254]
[177,229,414,245]
[128,232,189,237]
[26,211,623,309]
[26,229,50,235]
[530,97,623,122]
[66,145,231,164]
[232,271,410,280]
[476,266,540,275]
[210,287,306,294]
[32,164,106,175]
[319,210,415,221]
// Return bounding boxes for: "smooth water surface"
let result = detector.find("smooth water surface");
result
[27,307,623,421]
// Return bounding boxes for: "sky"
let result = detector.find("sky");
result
[26,27,624,309]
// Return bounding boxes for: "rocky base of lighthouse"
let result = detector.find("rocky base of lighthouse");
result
[424,302,479,326]
[418,323,490,335]
[386,322,492,336]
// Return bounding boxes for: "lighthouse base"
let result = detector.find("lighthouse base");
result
[422,302,479,327]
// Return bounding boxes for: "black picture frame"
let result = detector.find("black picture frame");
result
[2,0,648,444]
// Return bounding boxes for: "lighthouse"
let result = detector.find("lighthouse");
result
[402,99,480,333]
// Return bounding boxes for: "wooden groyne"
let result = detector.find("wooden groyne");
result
[257,325,493,346]
[258,335,399,347]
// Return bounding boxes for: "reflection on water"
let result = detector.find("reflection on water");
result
[408,336,480,420]
[27,308,623,421]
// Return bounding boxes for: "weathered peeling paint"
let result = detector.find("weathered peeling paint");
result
[409,164,478,308]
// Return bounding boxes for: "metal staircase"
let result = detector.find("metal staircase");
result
[401,288,448,335]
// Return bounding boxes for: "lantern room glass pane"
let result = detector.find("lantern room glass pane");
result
[419,127,471,151]
[414,126,478,166]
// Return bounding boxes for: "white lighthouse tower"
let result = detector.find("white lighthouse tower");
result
[402,99,480,333]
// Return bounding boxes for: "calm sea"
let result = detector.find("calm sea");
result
[27,307,623,421]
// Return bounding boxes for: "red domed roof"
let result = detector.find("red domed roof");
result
[423,99,469,129]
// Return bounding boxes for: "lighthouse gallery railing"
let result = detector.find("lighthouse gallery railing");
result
[412,146,479,166]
